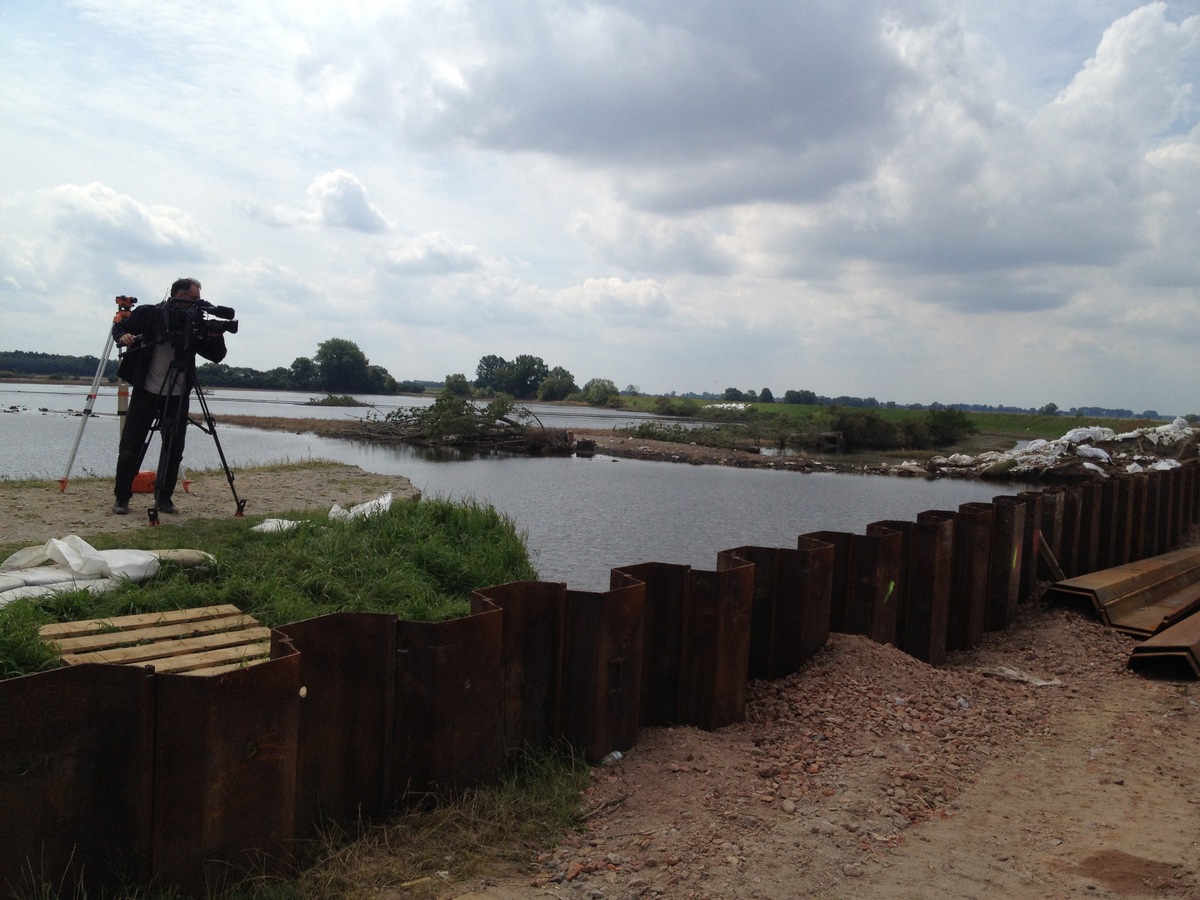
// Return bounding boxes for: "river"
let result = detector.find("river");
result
[1,382,1021,590]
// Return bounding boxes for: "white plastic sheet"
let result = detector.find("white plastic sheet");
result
[0,535,168,609]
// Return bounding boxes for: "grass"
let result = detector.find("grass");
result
[8,748,590,900]
[258,749,590,900]
[0,497,537,679]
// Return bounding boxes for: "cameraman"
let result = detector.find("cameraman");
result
[111,277,227,514]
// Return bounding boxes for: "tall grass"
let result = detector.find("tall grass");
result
[0,498,537,679]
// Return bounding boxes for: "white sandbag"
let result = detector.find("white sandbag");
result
[1,535,160,583]
[0,577,122,611]
[251,518,300,532]
[329,493,393,521]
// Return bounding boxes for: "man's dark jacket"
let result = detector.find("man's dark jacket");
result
[112,301,228,389]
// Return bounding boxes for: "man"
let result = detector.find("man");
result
[111,277,227,514]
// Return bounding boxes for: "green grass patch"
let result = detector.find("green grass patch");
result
[0,498,537,680]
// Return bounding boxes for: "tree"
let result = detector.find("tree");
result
[289,357,320,391]
[582,378,620,406]
[501,354,550,400]
[474,354,507,391]
[759,388,775,404]
[315,338,375,393]
[784,389,818,405]
[1038,402,1059,416]
[537,366,578,401]
[443,373,472,396]
[722,387,746,402]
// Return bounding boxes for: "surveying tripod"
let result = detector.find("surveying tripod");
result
[60,295,247,523]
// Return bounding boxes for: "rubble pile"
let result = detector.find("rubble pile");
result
[913,417,1199,482]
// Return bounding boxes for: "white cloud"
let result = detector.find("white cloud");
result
[1,1,1198,415]
[306,170,393,232]
[379,232,482,275]
[46,183,213,262]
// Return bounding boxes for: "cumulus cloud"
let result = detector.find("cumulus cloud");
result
[379,232,482,275]
[46,183,212,261]
[306,170,393,232]
[3,1,1200,413]
[243,170,392,232]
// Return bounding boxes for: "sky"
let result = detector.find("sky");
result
[1,1,1198,415]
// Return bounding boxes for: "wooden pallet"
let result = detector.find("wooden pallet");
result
[39,604,272,677]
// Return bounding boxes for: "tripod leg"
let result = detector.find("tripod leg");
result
[189,368,247,516]
[61,333,116,491]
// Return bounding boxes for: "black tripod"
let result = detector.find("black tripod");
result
[134,348,246,524]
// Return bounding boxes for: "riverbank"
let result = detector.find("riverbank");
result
[0,461,420,554]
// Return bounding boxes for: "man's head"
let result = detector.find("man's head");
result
[170,277,201,302]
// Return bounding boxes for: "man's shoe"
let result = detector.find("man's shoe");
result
[112,501,129,515]
[157,498,178,514]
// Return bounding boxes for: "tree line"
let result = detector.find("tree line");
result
[443,354,623,407]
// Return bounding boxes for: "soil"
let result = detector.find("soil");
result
[3,453,1198,899]
[453,595,1200,900]
[0,463,421,553]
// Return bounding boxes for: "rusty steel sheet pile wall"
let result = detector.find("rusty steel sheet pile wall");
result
[559,582,645,761]
[3,464,1200,896]
[610,561,753,734]
[724,540,834,681]
[928,505,992,652]
[393,603,504,797]
[277,612,397,836]
[152,635,302,895]
[470,581,567,756]
[882,515,955,665]
[0,664,154,895]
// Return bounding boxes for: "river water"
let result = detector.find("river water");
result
[1,382,1019,590]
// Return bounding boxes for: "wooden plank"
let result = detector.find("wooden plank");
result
[150,644,273,674]
[61,627,272,667]
[39,604,243,639]
[184,657,273,677]
[46,614,259,654]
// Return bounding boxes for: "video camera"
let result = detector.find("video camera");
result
[167,299,239,354]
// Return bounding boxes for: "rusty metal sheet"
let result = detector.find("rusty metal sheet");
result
[0,664,153,896]
[611,562,688,727]
[793,536,836,664]
[723,540,833,680]
[1185,464,1198,529]
[686,557,755,730]
[1097,478,1119,571]
[1038,488,1065,580]
[561,582,645,763]
[1047,546,1200,637]
[978,496,1027,631]
[1058,486,1083,578]
[1166,468,1183,550]
[277,612,396,836]
[394,604,504,798]
[801,531,854,633]
[1077,482,1102,576]
[1114,476,1137,566]
[1127,610,1200,678]
[854,525,903,646]
[1017,492,1043,599]
[152,634,301,895]
[1146,471,1166,557]
[471,581,566,755]
[1130,475,1149,562]
[927,505,991,652]
[888,515,955,666]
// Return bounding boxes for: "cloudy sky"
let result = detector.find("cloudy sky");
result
[2,1,1197,414]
